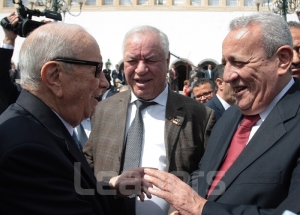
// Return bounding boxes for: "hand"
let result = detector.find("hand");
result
[2,12,18,46]
[144,168,207,215]
[109,167,153,202]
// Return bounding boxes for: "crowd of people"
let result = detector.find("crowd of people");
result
[0,11,300,215]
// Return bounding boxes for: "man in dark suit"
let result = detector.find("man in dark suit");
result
[103,63,112,87]
[112,64,123,87]
[169,64,179,93]
[288,21,300,80]
[205,64,235,120]
[203,64,214,80]
[0,19,151,214]
[0,14,19,115]
[144,12,300,215]
[83,25,215,215]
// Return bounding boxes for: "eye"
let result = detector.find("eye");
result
[232,61,245,67]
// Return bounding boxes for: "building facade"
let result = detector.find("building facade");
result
[0,0,298,89]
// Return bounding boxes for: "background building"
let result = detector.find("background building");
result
[0,0,299,89]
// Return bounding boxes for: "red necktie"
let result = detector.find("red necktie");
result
[207,114,260,197]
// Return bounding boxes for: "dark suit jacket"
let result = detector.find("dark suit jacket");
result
[0,90,114,214]
[205,95,225,120]
[169,68,178,82]
[204,69,214,80]
[84,88,215,179]
[103,69,111,82]
[112,70,123,85]
[192,80,300,215]
[0,48,20,114]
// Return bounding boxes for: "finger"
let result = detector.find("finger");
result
[148,187,172,202]
[138,192,145,202]
[144,171,175,192]
[123,169,144,178]
[142,185,152,199]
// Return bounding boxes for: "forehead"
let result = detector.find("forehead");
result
[79,35,102,61]
[222,26,262,57]
[195,83,213,91]
[290,27,300,42]
[124,33,164,56]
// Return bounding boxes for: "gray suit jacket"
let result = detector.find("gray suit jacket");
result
[84,88,215,181]
[192,79,300,215]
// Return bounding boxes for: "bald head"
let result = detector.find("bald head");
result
[19,22,99,89]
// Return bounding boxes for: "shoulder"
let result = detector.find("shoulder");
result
[205,96,218,108]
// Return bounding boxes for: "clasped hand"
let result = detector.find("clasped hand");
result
[109,167,154,202]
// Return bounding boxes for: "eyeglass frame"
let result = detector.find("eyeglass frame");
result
[194,90,213,100]
[52,58,103,78]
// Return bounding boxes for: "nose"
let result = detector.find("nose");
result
[223,64,238,83]
[292,50,300,65]
[99,72,109,90]
[135,60,148,75]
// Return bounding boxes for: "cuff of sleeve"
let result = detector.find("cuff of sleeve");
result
[0,41,14,49]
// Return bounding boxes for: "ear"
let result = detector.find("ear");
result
[40,61,64,97]
[276,45,293,76]
[215,78,223,90]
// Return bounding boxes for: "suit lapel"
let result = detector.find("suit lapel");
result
[116,91,131,171]
[16,90,98,185]
[165,90,185,171]
[199,106,242,197]
[208,80,300,201]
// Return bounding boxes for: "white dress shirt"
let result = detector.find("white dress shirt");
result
[126,84,170,215]
[216,94,231,110]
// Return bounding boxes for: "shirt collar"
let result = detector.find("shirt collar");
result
[52,110,74,135]
[130,84,168,107]
[216,94,231,110]
[259,78,294,122]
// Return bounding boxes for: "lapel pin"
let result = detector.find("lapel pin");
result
[170,118,181,126]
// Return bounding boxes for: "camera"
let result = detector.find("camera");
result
[0,0,62,37]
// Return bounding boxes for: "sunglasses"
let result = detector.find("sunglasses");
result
[53,58,103,78]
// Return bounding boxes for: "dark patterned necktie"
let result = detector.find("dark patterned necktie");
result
[122,100,157,171]
[72,131,83,151]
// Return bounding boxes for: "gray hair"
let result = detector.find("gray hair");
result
[122,25,169,58]
[19,22,92,88]
[229,12,293,58]
[288,21,300,29]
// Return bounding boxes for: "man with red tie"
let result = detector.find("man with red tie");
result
[143,12,300,215]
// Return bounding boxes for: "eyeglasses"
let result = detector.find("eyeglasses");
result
[194,91,213,99]
[53,58,103,78]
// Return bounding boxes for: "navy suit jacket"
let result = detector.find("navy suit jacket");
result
[0,48,19,114]
[0,90,114,214]
[205,95,225,120]
[192,79,300,215]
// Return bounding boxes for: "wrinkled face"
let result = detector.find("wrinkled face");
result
[222,25,280,115]
[193,82,215,103]
[61,37,108,125]
[290,27,300,79]
[124,32,169,101]
[222,80,236,105]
